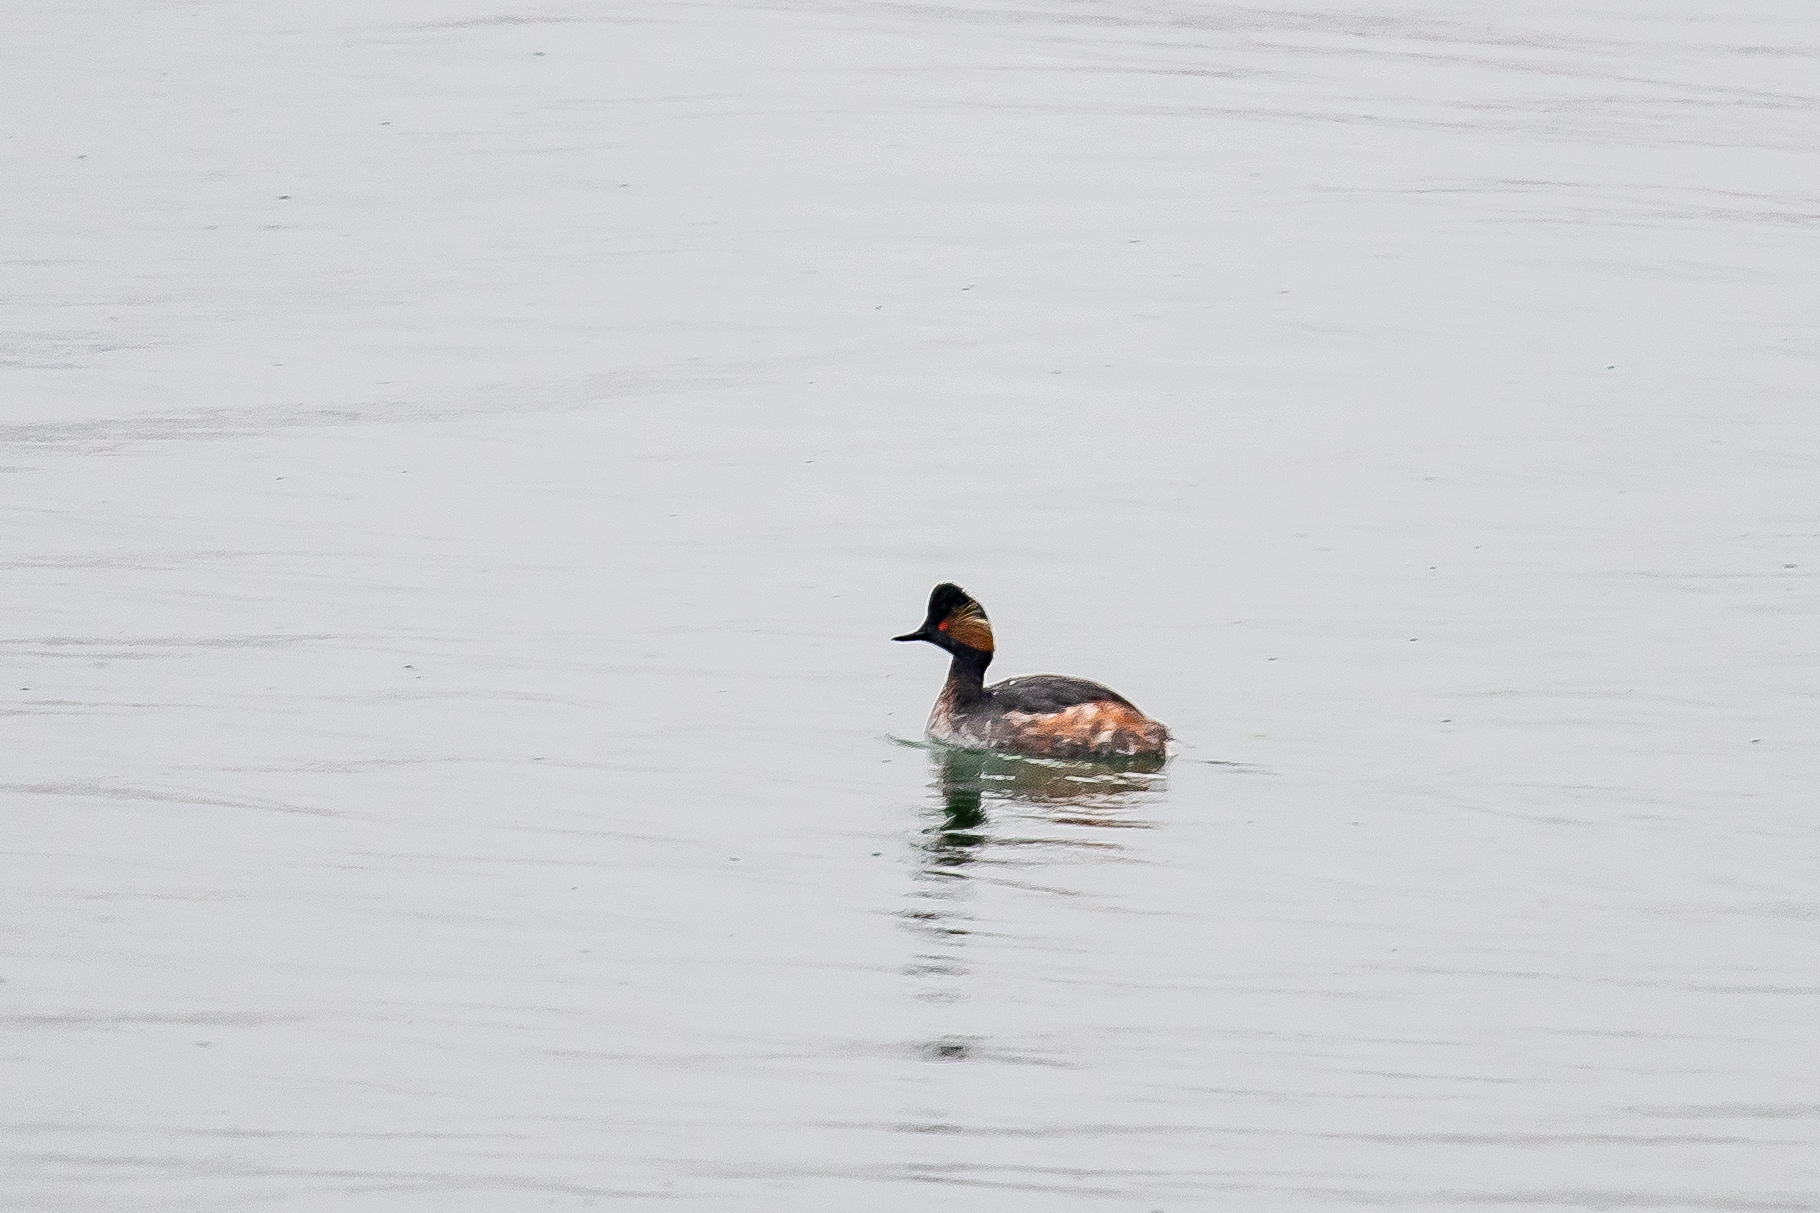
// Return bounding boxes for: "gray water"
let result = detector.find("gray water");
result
[6,1,1819,1209]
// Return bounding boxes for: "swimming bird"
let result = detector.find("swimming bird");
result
[893,583,1170,761]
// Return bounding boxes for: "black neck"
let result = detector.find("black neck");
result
[942,643,993,707]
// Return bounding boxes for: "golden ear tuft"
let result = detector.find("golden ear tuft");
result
[944,601,994,652]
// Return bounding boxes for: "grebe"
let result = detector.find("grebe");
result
[893,583,1170,761]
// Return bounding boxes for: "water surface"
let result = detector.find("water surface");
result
[5,1,1818,1208]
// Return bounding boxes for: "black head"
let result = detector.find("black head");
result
[892,582,994,654]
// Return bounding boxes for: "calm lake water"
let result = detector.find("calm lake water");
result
[7,1,1819,1209]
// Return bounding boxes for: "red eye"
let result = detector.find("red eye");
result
[937,620,950,631]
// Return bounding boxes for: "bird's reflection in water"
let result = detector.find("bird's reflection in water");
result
[901,744,1165,1009]
[923,755,987,869]
[935,744,1164,828]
